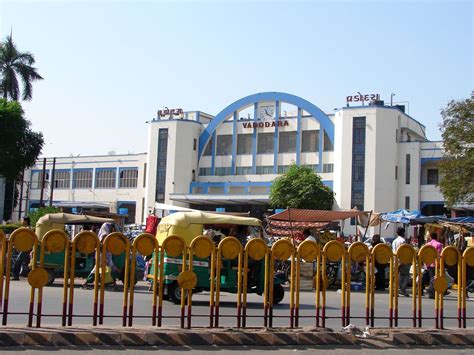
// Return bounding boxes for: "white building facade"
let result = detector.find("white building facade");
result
[17,92,445,225]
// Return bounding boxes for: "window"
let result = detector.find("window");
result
[95,169,116,188]
[119,168,138,188]
[216,135,232,156]
[237,134,252,155]
[236,166,252,175]
[53,170,70,189]
[405,154,411,184]
[155,128,168,202]
[143,163,147,188]
[278,165,290,174]
[323,164,334,173]
[323,131,334,151]
[31,170,49,189]
[351,117,366,211]
[257,133,274,154]
[73,169,92,189]
[405,196,410,210]
[427,169,439,185]
[395,166,398,180]
[256,166,274,174]
[199,167,212,176]
[203,139,213,156]
[193,139,197,151]
[278,131,297,153]
[304,164,319,172]
[215,167,233,176]
[302,130,319,152]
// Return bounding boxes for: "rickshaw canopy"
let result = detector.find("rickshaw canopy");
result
[35,213,115,239]
[157,211,262,245]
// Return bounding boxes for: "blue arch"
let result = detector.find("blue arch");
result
[198,91,334,158]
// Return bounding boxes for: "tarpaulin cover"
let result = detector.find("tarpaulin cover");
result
[268,208,367,222]
[379,209,422,224]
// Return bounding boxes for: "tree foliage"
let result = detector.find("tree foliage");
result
[28,206,61,228]
[438,97,474,207]
[0,99,44,180]
[0,34,43,101]
[270,164,334,210]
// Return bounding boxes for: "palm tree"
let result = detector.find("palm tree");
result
[0,34,43,101]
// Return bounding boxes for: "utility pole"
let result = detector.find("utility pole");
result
[49,157,56,207]
[39,158,46,207]
[390,92,396,106]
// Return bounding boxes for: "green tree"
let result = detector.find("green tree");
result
[0,34,43,101]
[0,99,44,180]
[438,97,474,207]
[28,206,60,228]
[270,164,334,210]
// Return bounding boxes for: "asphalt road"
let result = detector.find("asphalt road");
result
[2,277,472,330]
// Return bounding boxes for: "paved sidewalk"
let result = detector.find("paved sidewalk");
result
[0,326,473,347]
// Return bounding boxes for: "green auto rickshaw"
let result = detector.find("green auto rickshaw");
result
[147,211,286,304]
[34,213,127,286]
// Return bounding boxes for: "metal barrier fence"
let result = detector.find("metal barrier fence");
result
[0,227,473,329]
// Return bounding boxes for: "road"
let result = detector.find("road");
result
[2,277,471,330]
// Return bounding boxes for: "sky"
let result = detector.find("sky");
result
[1,0,472,158]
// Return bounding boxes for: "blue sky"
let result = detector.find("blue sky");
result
[1,0,472,157]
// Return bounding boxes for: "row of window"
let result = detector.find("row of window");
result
[31,168,139,189]
[199,164,334,176]
[203,130,334,156]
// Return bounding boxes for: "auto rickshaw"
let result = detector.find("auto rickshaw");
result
[147,211,286,304]
[35,213,143,286]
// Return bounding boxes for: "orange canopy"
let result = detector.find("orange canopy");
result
[268,208,367,222]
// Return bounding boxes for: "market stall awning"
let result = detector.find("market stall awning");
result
[268,208,367,222]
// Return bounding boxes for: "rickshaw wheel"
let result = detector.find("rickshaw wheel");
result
[46,269,55,286]
[273,284,285,304]
[168,282,184,304]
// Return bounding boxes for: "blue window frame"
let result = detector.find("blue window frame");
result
[73,169,93,189]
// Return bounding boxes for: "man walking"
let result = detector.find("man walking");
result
[425,232,443,299]
[392,227,410,297]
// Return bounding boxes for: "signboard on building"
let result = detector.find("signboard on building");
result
[242,120,289,129]
[157,108,184,118]
[346,93,380,105]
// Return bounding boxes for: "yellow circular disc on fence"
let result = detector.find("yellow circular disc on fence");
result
[433,277,448,293]
[0,229,5,239]
[220,237,241,260]
[163,236,186,257]
[107,234,127,255]
[135,235,155,256]
[75,232,98,254]
[419,245,437,265]
[44,230,67,253]
[27,268,49,288]
[464,248,474,267]
[349,242,369,263]
[373,244,391,265]
[177,270,198,290]
[397,244,415,265]
[272,239,293,261]
[442,247,459,267]
[324,241,344,262]
[247,239,267,261]
[298,240,319,262]
[191,236,214,259]
[11,228,36,252]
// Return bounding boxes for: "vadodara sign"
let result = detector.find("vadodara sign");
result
[242,120,290,129]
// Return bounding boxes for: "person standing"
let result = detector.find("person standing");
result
[371,234,386,290]
[392,227,410,297]
[12,216,32,280]
[303,229,320,244]
[425,232,443,299]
